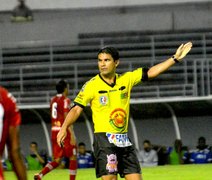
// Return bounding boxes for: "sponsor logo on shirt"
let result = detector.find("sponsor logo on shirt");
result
[106,133,132,147]
[109,108,126,132]
[120,92,128,99]
[99,96,108,105]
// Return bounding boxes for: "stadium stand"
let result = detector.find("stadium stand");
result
[1,30,212,105]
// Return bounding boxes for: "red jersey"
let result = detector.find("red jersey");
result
[50,94,71,139]
[0,87,21,178]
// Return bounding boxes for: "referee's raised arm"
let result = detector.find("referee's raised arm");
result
[147,42,192,79]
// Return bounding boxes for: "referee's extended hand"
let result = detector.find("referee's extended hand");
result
[174,42,193,61]
[57,129,67,147]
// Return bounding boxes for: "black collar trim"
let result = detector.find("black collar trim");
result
[98,74,116,87]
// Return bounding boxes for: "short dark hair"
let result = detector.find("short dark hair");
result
[98,46,119,61]
[56,79,68,94]
[143,140,151,145]
[78,142,86,147]
[198,136,206,143]
[30,141,38,146]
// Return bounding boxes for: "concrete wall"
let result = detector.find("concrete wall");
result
[20,123,49,156]
[0,0,208,11]
[135,116,212,150]
[19,115,212,157]
[0,2,212,45]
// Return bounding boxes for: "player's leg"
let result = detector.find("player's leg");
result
[125,173,142,180]
[34,139,62,180]
[34,157,61,180]
[93,134,119,179]
[69,157,77,180]
[64,139,77,180]
[117,146,142,180]
[68,148,77,180]
[101,174,118,180]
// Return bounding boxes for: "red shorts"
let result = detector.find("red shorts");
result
[52,130,77,159]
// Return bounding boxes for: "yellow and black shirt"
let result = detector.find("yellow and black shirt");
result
[74,68,148,133]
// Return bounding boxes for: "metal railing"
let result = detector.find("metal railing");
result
[1,58,211,106]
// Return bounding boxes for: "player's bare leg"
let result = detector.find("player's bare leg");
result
[101,175,117,180]
[125,173,142,180]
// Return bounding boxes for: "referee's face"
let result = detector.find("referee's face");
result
[98,53,119,78]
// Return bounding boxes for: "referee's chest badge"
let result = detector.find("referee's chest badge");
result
[99,96,108,105]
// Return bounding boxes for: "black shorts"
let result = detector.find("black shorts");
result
[93,133,141,178]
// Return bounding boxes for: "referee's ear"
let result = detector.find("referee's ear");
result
[115,59,120,67]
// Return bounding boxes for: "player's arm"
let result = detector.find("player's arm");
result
[7,126,27,180]
[147,42,192,79]
[33,150,46,165]
[57,105,83,147]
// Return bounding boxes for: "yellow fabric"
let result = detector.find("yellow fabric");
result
[74,68,143,133]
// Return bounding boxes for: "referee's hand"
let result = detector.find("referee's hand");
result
[174,42,193,62]
[57,129,67,147]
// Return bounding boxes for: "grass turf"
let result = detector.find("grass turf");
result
[4,164,212,180]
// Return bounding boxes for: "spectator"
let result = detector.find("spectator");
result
[189,136,212,164]
[0,86,27,180]
[77,142,94,168]
[11,0,33,22]
[153,145,169,165]
[168,139,186,165]
[138,140,158,167]
[26,142,47,170]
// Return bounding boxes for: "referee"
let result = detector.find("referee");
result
[57,42,192,180]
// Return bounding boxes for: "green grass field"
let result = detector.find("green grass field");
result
[4,164,212,180]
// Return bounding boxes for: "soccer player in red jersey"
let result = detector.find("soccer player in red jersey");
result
[34,80,77,180]
[0,86,27,180]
